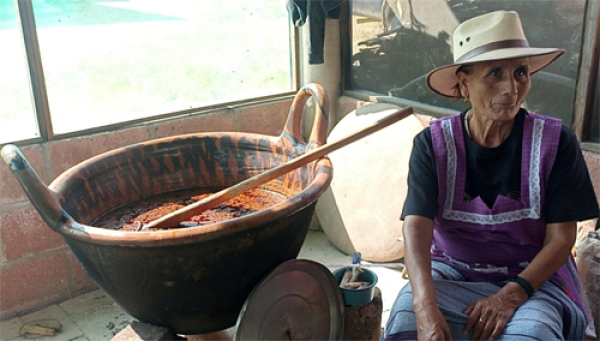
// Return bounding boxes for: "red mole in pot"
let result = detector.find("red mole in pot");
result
[93,183,290,231]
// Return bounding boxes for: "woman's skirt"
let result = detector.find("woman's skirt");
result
[382,261,587,341]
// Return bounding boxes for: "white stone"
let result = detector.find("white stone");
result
[317,103,424,262]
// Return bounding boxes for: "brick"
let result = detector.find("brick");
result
[0,145,48,206]
[0,205,66,260]
[153,109,235,138]
[239,99,292,136]
[48,127,151,177]
[0,214,5,264]
[0,253,70,319]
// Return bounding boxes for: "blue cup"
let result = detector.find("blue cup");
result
[332,267,378,306]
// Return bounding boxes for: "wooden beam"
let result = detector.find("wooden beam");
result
[572,0,600,140]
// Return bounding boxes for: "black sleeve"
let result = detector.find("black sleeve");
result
[544,126,600,223]
[401,128,439,220]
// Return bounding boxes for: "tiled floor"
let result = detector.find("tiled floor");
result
[0,229,407,341]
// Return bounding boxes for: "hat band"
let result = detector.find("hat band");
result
[455,39,530,63]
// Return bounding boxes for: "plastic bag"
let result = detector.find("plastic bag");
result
[577,231,600,339]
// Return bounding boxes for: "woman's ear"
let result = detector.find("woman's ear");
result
[457,73,469,99]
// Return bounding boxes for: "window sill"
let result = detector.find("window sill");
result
[581,142,600,154]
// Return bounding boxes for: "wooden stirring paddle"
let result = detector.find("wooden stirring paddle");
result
[143,106,414,229]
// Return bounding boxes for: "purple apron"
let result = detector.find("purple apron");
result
[429,112,585,313]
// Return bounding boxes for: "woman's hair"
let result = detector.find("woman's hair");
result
[452,64,473,101]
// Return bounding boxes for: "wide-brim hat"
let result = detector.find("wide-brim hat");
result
[426,11,565,98]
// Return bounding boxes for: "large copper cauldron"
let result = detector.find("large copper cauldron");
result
[1,84,333,334]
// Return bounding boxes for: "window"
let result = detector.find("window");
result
[0,0,38,144]
[2,0,294,141]
[350,0,589,125]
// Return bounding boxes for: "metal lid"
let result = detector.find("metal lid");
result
[234,259,344,340]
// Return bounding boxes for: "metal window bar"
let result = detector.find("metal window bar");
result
[15,0,53,142]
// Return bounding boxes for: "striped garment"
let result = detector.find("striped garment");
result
[382,261,587,341]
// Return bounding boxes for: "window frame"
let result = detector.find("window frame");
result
[341,0,600,150]
[11,0,300,146]
[573,0,600,151]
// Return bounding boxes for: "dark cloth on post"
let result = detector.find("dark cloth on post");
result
[287,0,344,64]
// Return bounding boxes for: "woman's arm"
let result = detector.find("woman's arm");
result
[403,215,436,307]
[403,215,452,341]
[515,221,577,291]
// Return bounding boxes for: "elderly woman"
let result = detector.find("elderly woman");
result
[382,11,599,341]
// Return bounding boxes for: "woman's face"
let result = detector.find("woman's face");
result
[458,58,531,122]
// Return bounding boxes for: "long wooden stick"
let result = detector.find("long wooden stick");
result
[144,106,414,229]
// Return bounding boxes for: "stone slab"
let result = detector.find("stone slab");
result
[59,289,133,340]
[0,317,23,340]
[11,305,84,341]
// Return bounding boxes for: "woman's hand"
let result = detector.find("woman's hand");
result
[415,300,453,341]
[462,221,576,340]
[463,282,528,340]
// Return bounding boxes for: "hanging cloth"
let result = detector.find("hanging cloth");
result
[287,0,344,64]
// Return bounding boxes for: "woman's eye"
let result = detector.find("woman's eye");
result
[516,68,528,77]
[488,69,501,77]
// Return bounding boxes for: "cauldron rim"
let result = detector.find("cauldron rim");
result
[48,131,333,245]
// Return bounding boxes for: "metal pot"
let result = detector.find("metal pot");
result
[1,83,333,334]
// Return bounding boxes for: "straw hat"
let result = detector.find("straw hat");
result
[426,11,565,98]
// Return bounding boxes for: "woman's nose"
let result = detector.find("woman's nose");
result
[501,76,519,95]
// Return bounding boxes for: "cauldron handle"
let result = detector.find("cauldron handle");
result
[1,144,78,235]
[282,83,330,149]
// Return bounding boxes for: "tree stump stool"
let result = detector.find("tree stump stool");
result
[343,286,383,341]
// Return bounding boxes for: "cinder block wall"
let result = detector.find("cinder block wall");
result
[0,98,293,320]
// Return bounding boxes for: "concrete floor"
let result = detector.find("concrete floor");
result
[0,229,407,341]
